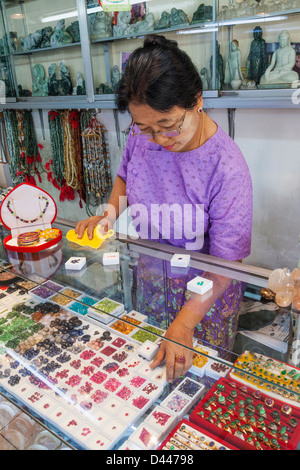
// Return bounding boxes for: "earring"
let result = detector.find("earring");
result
[197,107,203,113]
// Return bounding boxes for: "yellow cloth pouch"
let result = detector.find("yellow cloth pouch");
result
[66,227,114,249]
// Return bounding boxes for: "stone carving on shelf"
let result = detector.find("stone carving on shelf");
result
[113,11,133,37]
[224,39,243,89]
[73,71,86,96]
[40,27,54,49]
[210,41,224,90]
[50,20,73,47]
[48,62,73,96]
[133,13,155,34]
[18,85,31,97]
[154,11,171,30]
[259,30,298,88]
[48,63,61,96]
[89,11,113,39]
[60,61,73,95]
[32,64,49,96]
[246,26,266,85]
[66,21,80,43]
[191,4,213,23]
[200,67,210,90]
[111,65,121,91]
[97,82,113,94]
[9,32,21,52]
[21,30,42,51]
[169,8,189,27]
[21,27,53,51]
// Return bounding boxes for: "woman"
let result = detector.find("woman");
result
[76,34,253,382]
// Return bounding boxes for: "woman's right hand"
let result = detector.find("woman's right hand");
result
[75,215,113,240]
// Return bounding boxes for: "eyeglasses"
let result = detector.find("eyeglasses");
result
[131,109,187,139]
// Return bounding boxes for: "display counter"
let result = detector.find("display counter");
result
[0,217,299,451]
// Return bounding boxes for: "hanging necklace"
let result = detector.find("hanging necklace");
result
[7,195,49,224]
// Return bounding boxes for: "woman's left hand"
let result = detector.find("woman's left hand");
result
[150,319,194,382]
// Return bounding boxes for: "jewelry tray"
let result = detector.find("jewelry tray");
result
[158,418,238,450]
[0,183,62,253]
[228,351,300,410]
[189,377,300,450]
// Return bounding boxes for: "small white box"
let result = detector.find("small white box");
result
[144,406,177,440]
[127,310,148,323]
[65,257,86,270]
[170,254,190,268]
[137,340,159,361]
[102,252,119,265]
[187,276,213,295]
[128,423,161,450]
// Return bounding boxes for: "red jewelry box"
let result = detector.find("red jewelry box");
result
[189,377,300,450]
[158,418,238,451]
[0,183,62,253]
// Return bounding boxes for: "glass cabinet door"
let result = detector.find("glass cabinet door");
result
[88,0,216,96]
[3,0,86,98]
[0,1,16,99]
[216,0,300,91]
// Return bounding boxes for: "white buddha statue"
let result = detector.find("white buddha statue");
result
[259,30,298,87]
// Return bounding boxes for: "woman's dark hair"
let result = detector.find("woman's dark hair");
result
[115,34,203,113]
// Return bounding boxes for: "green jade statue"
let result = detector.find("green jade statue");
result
[32,63,49,96]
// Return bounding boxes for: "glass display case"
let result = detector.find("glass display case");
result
[0,1,16,100]
[0,0,85,100]
[0,217,300,451]
[0,0,299,109]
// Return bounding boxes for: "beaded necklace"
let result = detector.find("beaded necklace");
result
[81,113,112,215]
[62,110,79,190]
[7,195,49,224]
[4,110,44,185]
[48,110,65,183]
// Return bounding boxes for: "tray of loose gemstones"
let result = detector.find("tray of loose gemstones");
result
[158,419,238,450]
[229,351,300,409]
[0,294,169,449]
[189,377,300,450]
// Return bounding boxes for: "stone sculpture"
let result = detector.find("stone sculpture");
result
[32,63,49,96]
[113,11,132,37]
[50,20,73,47]
[169,8,189,27]
[48,63,60,96]
[89,11,112,39]
[60,61,72,95]
[210,41,224,90]
[259,30,298,87]
[224,39,243,88]
[154,11,171,30]
[246,26,266,85]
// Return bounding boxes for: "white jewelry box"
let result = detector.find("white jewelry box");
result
[65,257,86,271]
[102,252,119,265]
[187,276,213,295]
[170,254,190,268]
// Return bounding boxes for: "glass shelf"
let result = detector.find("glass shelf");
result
[12,41,81,56]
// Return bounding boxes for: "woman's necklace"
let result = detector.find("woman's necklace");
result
[7,195,49,224]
